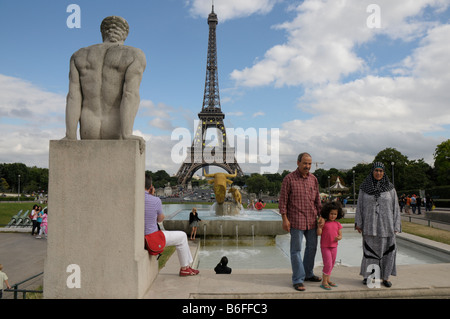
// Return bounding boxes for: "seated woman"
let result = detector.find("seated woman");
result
[254,199,266,210]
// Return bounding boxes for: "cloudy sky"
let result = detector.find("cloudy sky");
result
[1,0,449,175]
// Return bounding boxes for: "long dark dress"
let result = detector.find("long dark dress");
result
[355,188,401,280]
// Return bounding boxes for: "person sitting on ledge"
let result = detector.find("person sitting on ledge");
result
[144,174,199,276]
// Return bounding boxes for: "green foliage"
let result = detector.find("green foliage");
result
[245,173,270,195]
[0,163,48,194]
[434,139,450,186]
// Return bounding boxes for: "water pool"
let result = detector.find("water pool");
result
[197,230,450,270]
[167,208,281,221]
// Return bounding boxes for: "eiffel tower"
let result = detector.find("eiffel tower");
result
[176,5,243,185]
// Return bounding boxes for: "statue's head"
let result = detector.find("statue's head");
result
[100,16,129,43]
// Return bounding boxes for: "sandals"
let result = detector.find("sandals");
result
[320,284,332,290]
[293,283,305,291]
[328,281,338,287]
[305,275,322,282]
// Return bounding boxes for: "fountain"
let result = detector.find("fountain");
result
[203,170,243,216]
[163,204,284,236]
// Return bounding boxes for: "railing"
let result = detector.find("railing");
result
[402,214,450,228]
[3,272,43,299]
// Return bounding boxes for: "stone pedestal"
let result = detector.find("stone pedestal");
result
[44,140,157,299]
[214,202,241,216]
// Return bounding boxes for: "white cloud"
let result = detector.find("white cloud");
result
[0,74,65,120]
[188,0,280,21]
[252,111,265,117]
[149,118,175,131]
[0,74,66,168]
[275,22,450,170]
[230,0,449,87]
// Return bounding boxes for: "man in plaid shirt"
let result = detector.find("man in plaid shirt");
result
[279,152,323,291]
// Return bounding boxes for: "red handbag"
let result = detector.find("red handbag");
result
[145,230,166,257]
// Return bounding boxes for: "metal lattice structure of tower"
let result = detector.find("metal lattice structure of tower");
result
[176,5,243,185]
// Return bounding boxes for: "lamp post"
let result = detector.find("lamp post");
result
[352,170,356,207]
[18,174,20,202]
[328,176,330,199]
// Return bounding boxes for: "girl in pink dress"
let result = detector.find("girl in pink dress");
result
[317,201,344,290]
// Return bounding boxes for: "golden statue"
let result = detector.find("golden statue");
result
[228,187,242,206]
[204,170,237,204]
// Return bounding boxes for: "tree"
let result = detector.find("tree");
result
[433,139,450,186]
[403,159,434,190]
[245,174,269,196]
[374,148,409,189]
[0,177,9,192]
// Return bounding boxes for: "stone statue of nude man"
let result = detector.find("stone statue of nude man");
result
[63,16,146,154]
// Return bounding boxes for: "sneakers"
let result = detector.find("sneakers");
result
[179,267,199,276]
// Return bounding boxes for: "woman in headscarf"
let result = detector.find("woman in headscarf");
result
[355,162,401,288]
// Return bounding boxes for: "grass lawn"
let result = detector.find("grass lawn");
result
[0,202,40,225]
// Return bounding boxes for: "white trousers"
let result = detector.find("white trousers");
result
[162,230,193,267]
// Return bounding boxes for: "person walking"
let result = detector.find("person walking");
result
[279,152,323,292]
[0,264,12,299]
[355,162,401,288]
[30,204,39,236]
[36,208,48,239]
[416,195,422,215]
[405,195,411,215]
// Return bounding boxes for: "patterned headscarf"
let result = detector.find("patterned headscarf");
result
[359,162,394,199]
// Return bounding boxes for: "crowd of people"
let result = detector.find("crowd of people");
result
[30,205,48,239]
[398,193,434,215]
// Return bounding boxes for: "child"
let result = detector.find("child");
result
[214,256,232,274]
[317,201,344,290]
[189,208,201,240]
[0,264,12,299]
[36,208,48,239]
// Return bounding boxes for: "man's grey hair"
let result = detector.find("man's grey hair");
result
[297,152,311,162]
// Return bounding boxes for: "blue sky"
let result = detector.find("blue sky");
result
[1,0,450,176]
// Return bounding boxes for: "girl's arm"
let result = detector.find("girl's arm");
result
[335,229,342,242]
[316,223,323,236]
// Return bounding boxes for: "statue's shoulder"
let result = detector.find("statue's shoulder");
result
[123,45,146,60]
[71,44,103,59]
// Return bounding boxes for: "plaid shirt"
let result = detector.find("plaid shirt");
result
[279,169,322,230]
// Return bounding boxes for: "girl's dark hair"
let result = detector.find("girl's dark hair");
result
[320,201,344,220]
